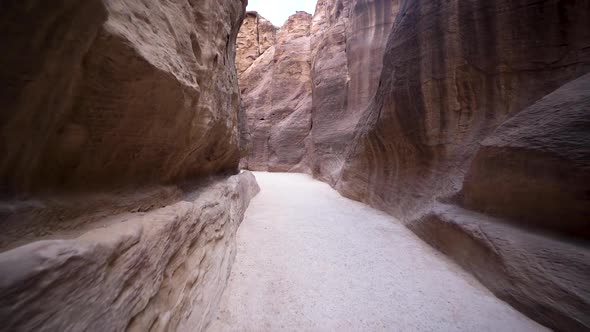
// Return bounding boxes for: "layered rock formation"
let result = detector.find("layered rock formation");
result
[0,172,260,331]
[410,76,590,331]
[236,12,276,78]
[0,0,245,194]
[337,0,590,221]
[0,0,261,330]
[239,12,314,172]
[236,0,590,330]
[310,0,400,184]
[332,0,590,330]
[238,1,400,176]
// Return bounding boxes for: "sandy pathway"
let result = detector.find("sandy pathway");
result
[209,172,545,331]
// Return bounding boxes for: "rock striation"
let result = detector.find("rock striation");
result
[239,12,314,173]
[0,172,260,332]
[336,0,590,221]
[310,0,400,185]
[331,0,590,330]
[0,0,246,194]
[0,0,262,331]
[236,0,590,330]
[236,12,277,78]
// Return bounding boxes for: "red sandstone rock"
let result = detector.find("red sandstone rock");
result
[239,12,314,173]
[0,0,247,194]
[236,12,276,77]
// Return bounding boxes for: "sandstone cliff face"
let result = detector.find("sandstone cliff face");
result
[408,74,590,331]
[0,172,260,332]
[337,0,590,221]
[238,1,400,179]
[0,0,246,194]
[239,12,314,173]
[331,0,590,330]
[310,0,400,185]
[461,73,590,238]
[236,12,277,78]
[0,0,262,330]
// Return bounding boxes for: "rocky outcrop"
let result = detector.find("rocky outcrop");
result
[236,12,276,78]
[239,12,313,172]
[0,172,260,332]
[310,0,400,185]
[0,0,246,194]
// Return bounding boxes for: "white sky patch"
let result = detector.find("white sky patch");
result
[246,0,317,27]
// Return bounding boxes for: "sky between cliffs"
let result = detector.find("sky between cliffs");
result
[247,0,317,27]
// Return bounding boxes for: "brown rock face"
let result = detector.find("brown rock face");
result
[236,12,277,77]
[461,73,590,238]
[0,1,263,330]
[0,172,260,331]
[310,0,400,185]
[236,0,590,330]
[239,12,314,172]
[330,0,590,330]
[337,0,590,221]
[0,0,246,194]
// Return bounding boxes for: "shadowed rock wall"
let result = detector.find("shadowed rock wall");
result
[337,0,590,221]
[239,12,314,173]
[0,1,265,331]
[0,0,246,194]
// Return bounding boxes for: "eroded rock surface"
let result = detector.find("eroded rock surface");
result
[331,1,590,330]
[236,12,276,78]
[310,0,400,185]
[0,0,246,194]
[0,172,260,332]
[336,0,590,220]
[239,12,313,172]
[236,0,590,330]
[0,1,263,331]
[461,73,590,238]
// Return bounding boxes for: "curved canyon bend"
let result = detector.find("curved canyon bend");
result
[210,172,545,331]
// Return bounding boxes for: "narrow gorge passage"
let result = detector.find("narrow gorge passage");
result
[210,172,545,331]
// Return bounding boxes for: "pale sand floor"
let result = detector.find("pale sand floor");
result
[209,172,546,332]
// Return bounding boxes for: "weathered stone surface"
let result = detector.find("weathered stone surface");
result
[328,1,590,330]
[310,0,400,185]
[337,0,590,221]
[236,12,276,77]
[240,12,313,173]
[0,0,246,194]
[461,73,590,238]
[409,203,590,332]
[0,172,260,332]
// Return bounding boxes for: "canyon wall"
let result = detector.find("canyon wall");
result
[236,12,276,78]
[0,0,260,330]
[239,12,314,172]
[336,0,590,222]
[237,0,590,330]
[0,0,245,194]
[332,0,590,330]
[0,172,259,332]
[310,0,400,184]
